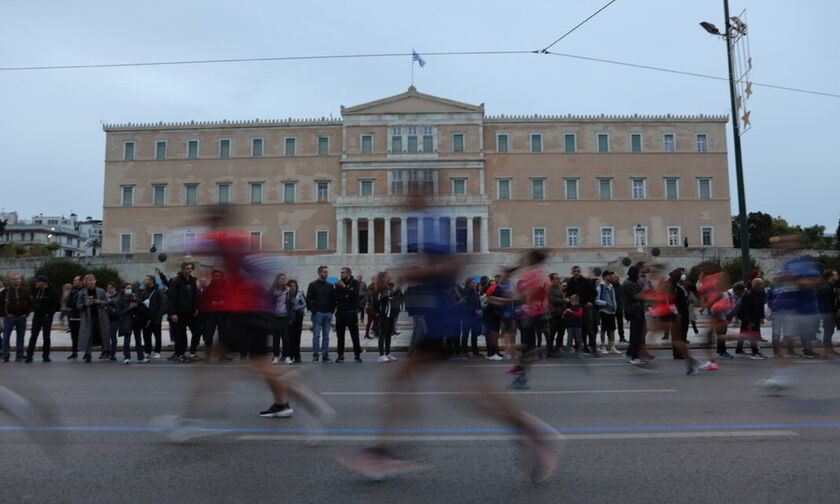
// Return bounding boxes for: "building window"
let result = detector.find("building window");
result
[250,182,263,204]
[184,184,198,206]
[598,179,612,200]
[497,179,511,200]
[187,140,199,159]
[249,232,262,251]
[496,134,508,153]
[631,178,646,199]
[665,178,679,200]
[565,179,579,200]
[667,227,681,247]
[391,170,404,195]
[600,228,614,248]
[634,226,648,247]
[120,234,132,253]
[318,136,329,156]
[251,138,263,157]
[531,179,545,200]
[567,228,580,248]
[406,127,418,153]
[155,141,167,160]
[564,133,576,153]
[701,226,713,246]
[698,178,712,199]
[696,134,708,152]
[284,137,296,156]
[283,182,296,203]
[219,138,231,158]
[597,133,609,153]
[153,185,166,206]
[452,178,466,195]
[317,182,329,202]
[361,134,373,154]
[631,133,642,153]
[663,134,675,152]
[283,231,295,251]
[217,183,231,204]
[533,228,546,248]
[422,127,434,152]
[499,228,512,249]
[152,233,164,251]
[360,180,374,196]
[530,134,542,153]
[453,133,465,153]
[121,185,134,207]
[391,127,402,152]
[316,230,328,250]
[124,142,135,161]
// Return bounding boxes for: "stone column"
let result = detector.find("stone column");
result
[432,217,440,247]
[417,216,425,252]
[479,216,489,253]
[400,217,408,254]
[466,216,474,253]
[336,218,344,254]
[384,217,392,254]
[367,218,375,254]
[351,218,359,255]
[449,217,458,253]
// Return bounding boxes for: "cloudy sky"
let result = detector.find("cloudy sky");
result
[1,0,837,231]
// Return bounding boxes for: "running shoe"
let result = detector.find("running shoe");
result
[609,347,623,355]
[760,376,791,394]
[718,352,734,359]
[487,354,503,361]
[333,448,429,481]
[271,357,280,364]
[699,361,720,371]
[123,358,131,364]
[259,402,294,418]
[387,354,398,361]
[285,357,293,364]
[597,346,608,355]
[628,358,646,365]
[152,352,161,359]
[506,365,524,375]
[749,353,767,360]
[508,375,530,389]
[378,355,389,363]
[802,349,818,358]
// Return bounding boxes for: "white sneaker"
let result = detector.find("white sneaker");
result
[387,354,398,362]
[189,354,198,360]
[142,358,150,363]
[153,353,161,359]
[760,376,792,392]
[378,355,389,363]
[598,346,608,355]
[609,347,623,355]
[285,357,293,365]
[123,358,131,364]
[271,357,280,365]
[628,358,645,365]
[487,354,503,361]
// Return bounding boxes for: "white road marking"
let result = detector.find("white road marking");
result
[321,389,677,396]
[238,430,797,442]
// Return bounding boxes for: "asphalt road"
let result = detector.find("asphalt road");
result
[3,351,840,504]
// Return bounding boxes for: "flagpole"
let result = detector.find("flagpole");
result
[411,57,414,86]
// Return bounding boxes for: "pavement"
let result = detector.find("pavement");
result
[3,347,840,503]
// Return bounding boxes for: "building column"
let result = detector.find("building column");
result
[466,217,475,253]
[433,217,441,246]
[351,218,359,255]
[449,217,458,253]
[417,216,425,252]
[384,217,392,254]
[479,216,489,253]
[400,217,408,254]
[336,218,344,254]
[367,218,375,254]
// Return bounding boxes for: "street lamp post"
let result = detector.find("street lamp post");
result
[701,0,751,283]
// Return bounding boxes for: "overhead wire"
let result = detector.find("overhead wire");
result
[540,0,617,52]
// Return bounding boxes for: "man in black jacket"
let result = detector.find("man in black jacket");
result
[306,266,336,362]
[25,275,60,363]
[564,266,597,353]
[140,275,166,359]
[67,276,84,359]
[167,262,200,362]
[335,267,362,363]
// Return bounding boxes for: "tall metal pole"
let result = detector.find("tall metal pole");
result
[723,0,751,282]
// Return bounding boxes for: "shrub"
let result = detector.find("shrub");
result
[86,266,125,289]
[721,256,761,285]
[33,259,87,289]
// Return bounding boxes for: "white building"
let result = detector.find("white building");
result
[1,213,87,257]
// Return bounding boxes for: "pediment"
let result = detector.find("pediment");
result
[341,87,484,115]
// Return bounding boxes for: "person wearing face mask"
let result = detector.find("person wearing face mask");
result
[140,275,166,359]
[116,283,149,364]
[105,283,120,362]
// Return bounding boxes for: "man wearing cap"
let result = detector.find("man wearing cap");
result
[0,273,33,362]
[25,276,60,363]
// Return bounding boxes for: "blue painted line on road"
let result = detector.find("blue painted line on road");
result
[3,422,840,434]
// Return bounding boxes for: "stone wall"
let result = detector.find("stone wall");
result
[1,248,836,284]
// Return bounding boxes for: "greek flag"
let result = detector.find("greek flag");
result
[412,50,426,67]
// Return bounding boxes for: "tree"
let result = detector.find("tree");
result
[732,211,773,248]
[835,219,840,251]
[34,259,87,289]
[87,238,102,256]
[722,256,761,284]
[87,266,124,289]
[801,224,832,250]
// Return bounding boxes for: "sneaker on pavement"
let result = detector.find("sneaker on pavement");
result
[123,358,131,364]
[271,357,280,364]
[750,353,767,360]
[629,358,646,365]
[487,354,503,361]
[259,402,294,418]
[378,355,389,363]
[609,347,623,355]
[285,357,293,364]
[718,352,734,359]
[506,365,524,375]
[313,354,320,362]
[152,352,161,359]
[336,355,345,363]
[355,355,363,363]
[387,354,398,362]
[322,355,332,363]
[803,349,818,358]
[699,361,719,371]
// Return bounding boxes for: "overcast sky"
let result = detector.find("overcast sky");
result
[1,0,837,231]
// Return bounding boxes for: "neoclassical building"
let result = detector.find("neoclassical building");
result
[102,87,732,255]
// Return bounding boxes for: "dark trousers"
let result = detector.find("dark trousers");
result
[171,313,200,356]
[188,315,204,354]
[548,313,564,351]
[27,313,54,359]
[615,310,625,340]
[378,316,395,356]
[336,312,361,357]
[583,306,597,349]
[69,319,80,355]
[672,315,690,358]
[460,316,481,355]
[288,315,303,361]
[823,314,836,347]
[143,321,162,354]
[364,311,379,338]
[628,314,644,360]
[202,311,229,349]
[270,316,290,358]
[122,326,145,360]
